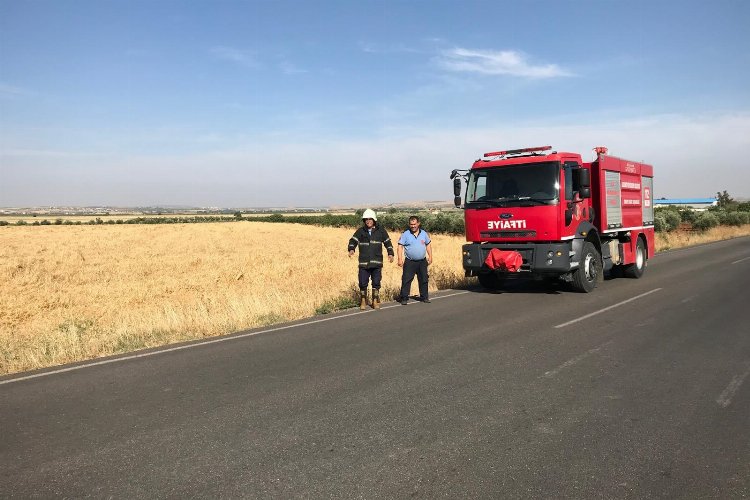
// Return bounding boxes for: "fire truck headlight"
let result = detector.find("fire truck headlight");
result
[556,251,563,257]
[546,258,553,265]
[547,251,554,258]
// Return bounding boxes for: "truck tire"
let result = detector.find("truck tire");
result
[478,272,504,290]
[571,241,601,293]
[623,238,646,278]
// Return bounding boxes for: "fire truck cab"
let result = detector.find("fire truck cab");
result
[452,146,655,293]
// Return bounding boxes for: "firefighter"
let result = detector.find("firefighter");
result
[348,209,395,310]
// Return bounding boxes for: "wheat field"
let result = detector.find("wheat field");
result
[0,222,468,375]
[2,222,748,375]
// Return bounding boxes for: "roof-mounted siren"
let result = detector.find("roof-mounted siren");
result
[483,145,552,158]
[593,146,608,158]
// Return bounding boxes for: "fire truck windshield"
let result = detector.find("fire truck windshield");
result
[465,162,559,207]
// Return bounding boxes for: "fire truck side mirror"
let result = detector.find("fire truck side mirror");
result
[454,196,461,208]
[574,168,591,188]
[453,177,462,197]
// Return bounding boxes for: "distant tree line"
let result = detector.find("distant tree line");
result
[0,211,466,234]
[654,192,750,232]
[0,215,243,227]
[259,210,465,235]
[2,191,748,234]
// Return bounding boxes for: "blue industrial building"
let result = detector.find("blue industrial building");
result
[653,198,718,210]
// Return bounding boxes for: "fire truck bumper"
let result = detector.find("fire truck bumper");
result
[462,242,574,276]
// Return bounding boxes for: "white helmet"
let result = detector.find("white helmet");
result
[362,208,377,221]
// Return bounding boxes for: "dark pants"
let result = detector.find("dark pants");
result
[400,258,428,300]
[358,267,382,290]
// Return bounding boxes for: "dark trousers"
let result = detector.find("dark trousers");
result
[358,267,382,290]
[400,258,428,300]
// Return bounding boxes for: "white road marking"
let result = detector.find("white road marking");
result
[0,290,470,386]
[543,341,613,378]
[731,256,750,265]
[554,288,663,329]
[380,290,469,310]
[716,367,750,408]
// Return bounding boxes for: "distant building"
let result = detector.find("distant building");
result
[654,198,718,211]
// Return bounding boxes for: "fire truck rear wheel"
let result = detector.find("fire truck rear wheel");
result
[571,241,601,293]
[478,272,504,290]
[623,238,646,279]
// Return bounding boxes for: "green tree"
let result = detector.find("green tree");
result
[722,212,749,226]
[693,212,719,232]
[662,210,681,231]
[678,208,698,224]
[716,190,736,209]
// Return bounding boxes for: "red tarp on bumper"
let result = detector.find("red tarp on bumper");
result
[484,249,523,272]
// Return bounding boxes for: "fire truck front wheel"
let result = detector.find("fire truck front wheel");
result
[571,241,602,293]
[623,238,646,279]
[478,272,504,290]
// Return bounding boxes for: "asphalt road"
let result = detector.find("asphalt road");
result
[2,237,749,498]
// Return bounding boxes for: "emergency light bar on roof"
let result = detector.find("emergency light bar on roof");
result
[483,146,552,158]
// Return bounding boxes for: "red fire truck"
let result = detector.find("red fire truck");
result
[451,146,654,292]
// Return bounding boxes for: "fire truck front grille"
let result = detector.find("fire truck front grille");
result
[480,231,537,238]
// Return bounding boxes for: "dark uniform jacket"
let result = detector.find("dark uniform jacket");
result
[348,224,395,269]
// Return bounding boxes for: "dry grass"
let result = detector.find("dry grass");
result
[2,222,748,376]
[655,224,750,251]
[0,222,467,375]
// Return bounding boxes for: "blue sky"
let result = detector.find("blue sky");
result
[1,0,749,207]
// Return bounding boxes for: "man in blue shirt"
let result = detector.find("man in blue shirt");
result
[397,215,433,305]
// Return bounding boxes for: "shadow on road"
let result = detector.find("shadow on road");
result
[464,279,566,295]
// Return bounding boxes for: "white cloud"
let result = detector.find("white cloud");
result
[0,83,34,97]
[279,61,308,75]
[436,48,572,78]
[358,41,421,54]
[210,46,260,68]
[210,47,308,75]
[3,113,749,206]
[145,112,750,204]
[0,148,93,158]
